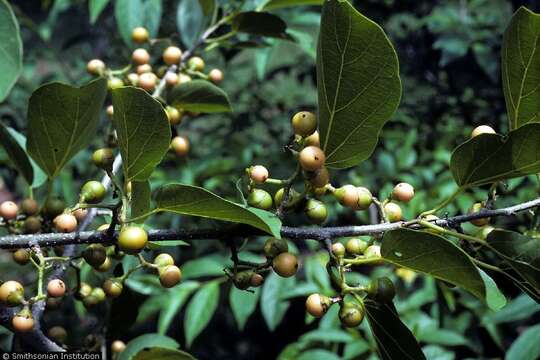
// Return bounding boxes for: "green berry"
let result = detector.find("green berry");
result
[305,199,327,224]
[247,189,273,210]
[81,181,106,204]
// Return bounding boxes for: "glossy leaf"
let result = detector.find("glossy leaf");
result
[168,80,232,113]
[382,229,486,303]
[364,300,426,360]
[143,0,162,38]
[0,0,22,102]
[450,123,540,187]
[261,0,323,11]
[131,180,151,224]
[112,87,171,182]
[177,0,209,49]
[119,334,180,360]
[133,348,196,360]
[502,7,540,130]
[115,0,161,46]
[89,0,109,24]
[158,281,200,335]
[260,272,294,331]
[232,12,291,39]
[317,0,401,168]
[505,324,540,360]
[479,269,507,311]
[27,79,108,179]
[184,281,220,347]
[155,183,281,237]
[0,122,33,184]
[181,254,230,279]
[229,286,260,330]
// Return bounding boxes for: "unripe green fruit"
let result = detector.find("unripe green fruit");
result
[188,56,205,71]
[103,279,123,298]
[339,302,364,327]
[83,244,107,267]
[159,265,182,288]
[345,238,368,255]
[108,77,124,90]
[21,199,39,215]
[22,216,41,234]
[47,326,67,344]
[469,202,490,226]
[131,27,149,43]
[166,106,183,125]
[471,125,496,138]
[305,293,332,318]
[392,182,415,203]
[356,187,373,210]
[81,181,106,204]
[272,252,298,278]
[13,249,31,265]
[0,201,18,220]
[304,131,320,147]
[292,111,317,137]
[478,225,495,240]
[299,146,326,171]
[0,281,24,307]
[77,283,92,299]
[263,237,288,258]
[154,253,175,267]
[92,148,114,171]
[305,167,329,188]
[95,256,111,272]
[367,277,396,303]
[247,189,273,210]
[53,214,78,233]
[47,279,66,298]
[233,271,254,290]
[274,188,302,208]
[334,185,356,207]
[364,245,383,264]
[43,198,65,218]
[249,165,269,184]
[331,243,345,257]
[384,202,402,222]
[118,227,148,254]
[305,199,327,224]
[90,287,106,302]
[250,273,264,287]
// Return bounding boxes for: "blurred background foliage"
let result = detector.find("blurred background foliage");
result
[1,0,540,359]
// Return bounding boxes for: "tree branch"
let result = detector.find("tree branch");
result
[1,196,538,248]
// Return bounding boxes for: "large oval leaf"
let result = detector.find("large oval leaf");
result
[154,183,281,237]
[382,229,486,302]
[133,348,196,360]
[27,78,108,179]
[112,87,171,182]
[0,0,22,102]
[119,334,180,360]
[0,122,33,184]
[177,0,210,49]
[450,123,540,187]
[505,324,540,360]
[232,12,291,39]
[261,0,323,11]
[168,80,232,113]
[260,272,294,331]
[89,0,109,24]
[502,7,540,130]
[184,281,220,347]
[229,286,260,331]
[364,300,426,360]
[317,0,401,169]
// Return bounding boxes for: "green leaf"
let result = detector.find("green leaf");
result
[89,0,109,24]
[131,180,151,224]
[0,122,33,184]
[181,254,230,279]
[502,7,540,130]
[154,183,281,237]
[158,281,200,335]
[478,269,507,311]
[300,328,355,343]
[229,286,260,330]
[168,80,232,113]
[364,300,426,360]
[143,0,162,38]
[148,240,190,249]
[506,324,540,360]
[184,281,220,347]
[297,350,340,360]
[381,229,486,303]
[119,334,180,360]
[115,0,143,46]
[260,272,294,331]
[112,86,171,182]
[487,230,540,295]
[177,0,210,49]
[0,0,22,102]
[483,294,540,324]
[317,0,401,169]
[450,123,540,187]
[133,348,196,360]
[27,78,108,179]
[261,0,323,11]
[232,12,291,39]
